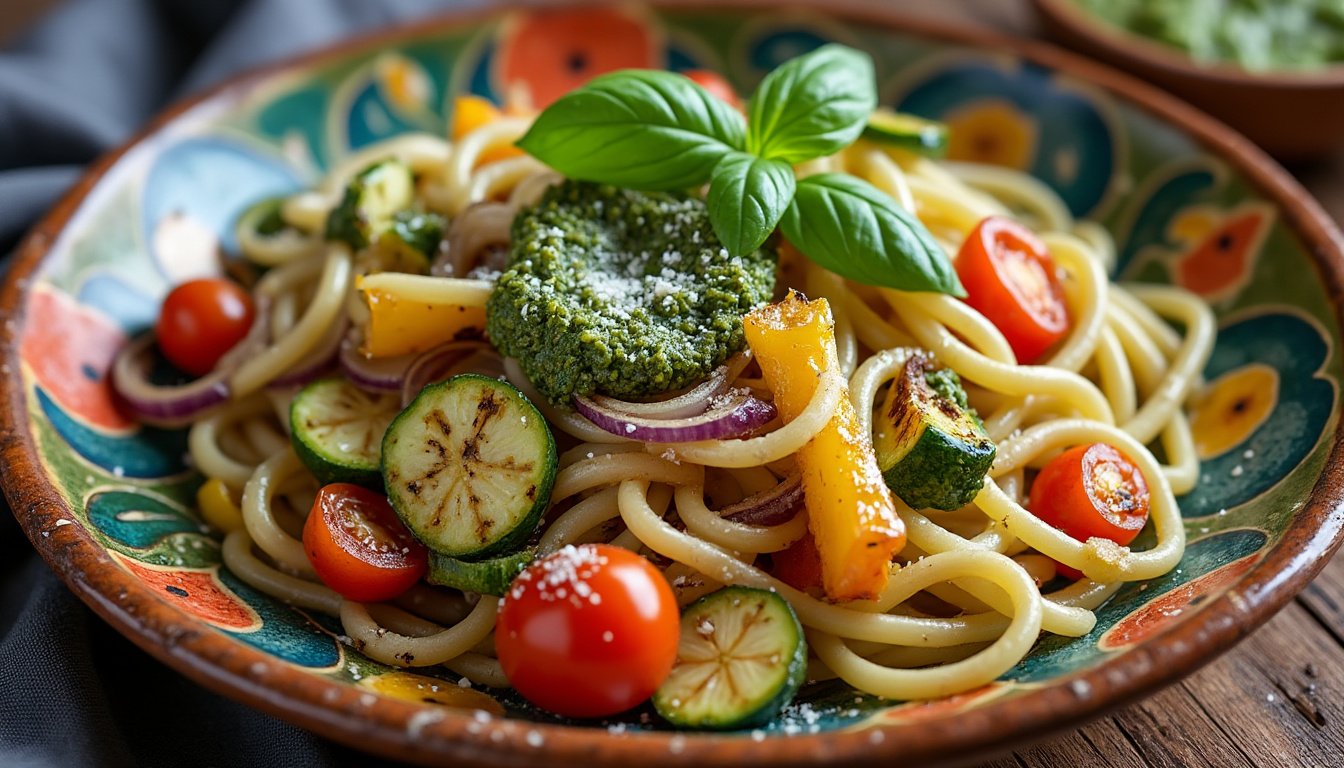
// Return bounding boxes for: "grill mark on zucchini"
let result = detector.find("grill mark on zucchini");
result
[289,379,400,488]
[654,587,806,729]
[382,374,556,558]
[874,352,996,511]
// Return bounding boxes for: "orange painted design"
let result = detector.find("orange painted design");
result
[883,684,1003,722]
[20,285,133,431]
[1099,554,1258,651]
[1173,207,1271,301]
[497,7,656,109]
[1188,363,1279,460]
[114,553,259,632]
[944,99,1037,170]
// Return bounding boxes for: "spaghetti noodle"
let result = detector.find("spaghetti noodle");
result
[160,97,1215,708]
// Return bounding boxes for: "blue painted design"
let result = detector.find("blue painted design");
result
[142,138,302,276]
[256,86,329,169]
[346,79,427,150]
[1114,166,1219,278]
[897,61,1114,218]
[665,42,701,73]
[38,388,189,478]
[87,490,199,549]
[1005,529,1267,683]
[1178,311,1335,517]
[466,40,498,101]
[745,28,831,78]
[217,567,344,669]
[76,271,158,333]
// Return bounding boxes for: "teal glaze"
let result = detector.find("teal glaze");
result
[894,59,1117,218]
[1005,528,1268,683]
[1178,310,1335,518]
[38,389,190,480]
[217,568,345,670]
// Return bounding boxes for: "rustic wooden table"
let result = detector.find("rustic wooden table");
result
[3,2,1344,767]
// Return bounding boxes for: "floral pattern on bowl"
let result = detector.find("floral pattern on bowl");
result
[4,4,1343,763]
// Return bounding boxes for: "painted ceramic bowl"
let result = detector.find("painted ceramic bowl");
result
[1031,0,1344,160]
[3,2,1343,765]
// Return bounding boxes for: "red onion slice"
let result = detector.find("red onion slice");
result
[110,297,271,427]
[722,473,804,527]
[436,202,514,278]
[339,329,416,393]
[574,387,777,443]
[111,335,232,427]
[589,368,728,422]
[268,317,348,389]
[400,340,493,406]
[585,353,753,421]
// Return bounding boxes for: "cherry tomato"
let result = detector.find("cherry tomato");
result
[155,278,255,376]
[769,531,823,593]
[495,544,679,718]
[956,216,1070,364]
[1029,443,1151,581]
[682,69,741,109]
[302,483,428,602]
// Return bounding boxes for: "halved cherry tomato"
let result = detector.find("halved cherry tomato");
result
[769,531,823,593]
[1028,443,1151,580]
[682,69,741,109]
[495,544,679,718]
[956,216,1070,364]
[302,483,427,602]
[155,278,255,376]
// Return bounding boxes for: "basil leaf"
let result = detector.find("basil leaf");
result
[516,70,746,191]
[781,173,964,296]
[746,44,877,164]
[706,152,795,256]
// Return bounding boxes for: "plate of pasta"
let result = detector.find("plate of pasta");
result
[4,1,1344,765]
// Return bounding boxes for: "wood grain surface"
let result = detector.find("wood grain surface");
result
[2,1,1343,767]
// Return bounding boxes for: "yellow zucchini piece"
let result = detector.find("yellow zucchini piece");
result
[743,291,905,601]
[356,273,490,358]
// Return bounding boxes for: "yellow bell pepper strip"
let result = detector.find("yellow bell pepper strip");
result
[743,291,905,601]
[197,477,245,534]
[356,273,490,358]
[450,95,525,166]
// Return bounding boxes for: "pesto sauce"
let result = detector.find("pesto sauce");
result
[486,181,777,405]
[1074,0,1344,71]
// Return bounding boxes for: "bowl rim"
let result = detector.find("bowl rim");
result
[1031,0,1344,87]
[3,1,1344,766]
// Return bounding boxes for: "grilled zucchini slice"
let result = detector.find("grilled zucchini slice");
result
[290,378,401,488]
[873,352,996,511]
[381,374,556,558]
[369,210,446,275]
[862,108,949,158]
[325,159,415,250]
[426,548,536,596]
[653,587,807,730]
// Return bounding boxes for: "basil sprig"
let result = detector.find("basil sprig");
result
[517,70,746,191]
[514,44,964,296]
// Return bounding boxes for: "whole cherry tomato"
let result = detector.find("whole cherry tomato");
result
[155,278,255,376]
[495,544,680,718]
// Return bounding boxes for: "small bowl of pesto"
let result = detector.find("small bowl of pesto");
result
[1032,0,1344,159]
